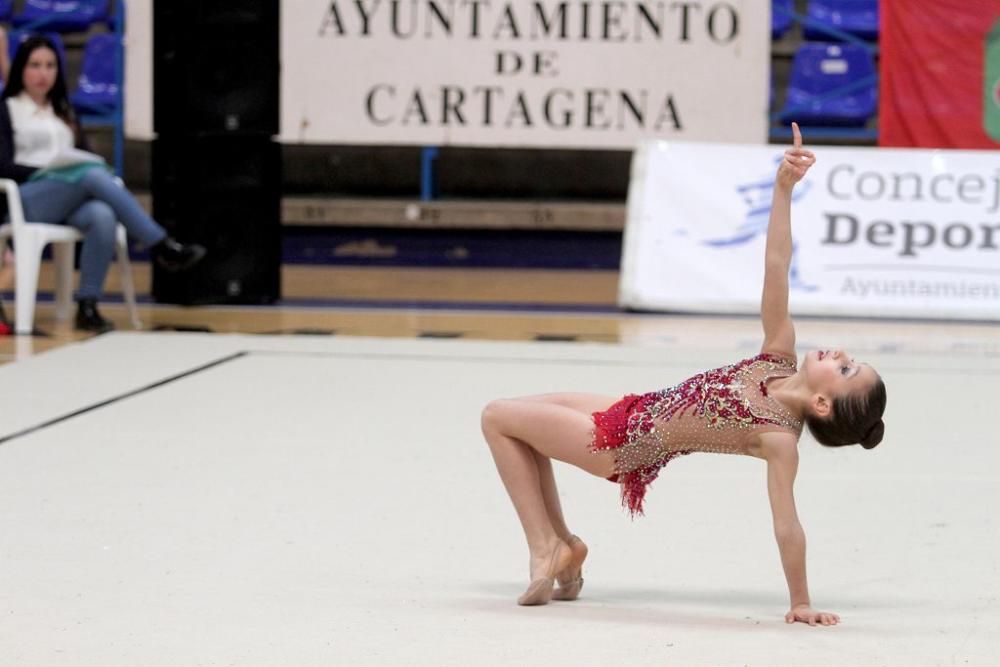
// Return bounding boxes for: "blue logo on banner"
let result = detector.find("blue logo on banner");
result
[702,157,817,292]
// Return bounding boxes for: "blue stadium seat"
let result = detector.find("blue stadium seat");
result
[9,31,67,71]
[772,0,794,40]
[12,0,110,33]
[779,42,877,127]
[803,0,879,41]
[70,34,120,115]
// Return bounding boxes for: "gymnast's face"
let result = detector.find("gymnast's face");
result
[804,349,878,409]
[23,46,59,101]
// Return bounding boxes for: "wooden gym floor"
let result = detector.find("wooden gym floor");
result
[0,260,626,363]
[2,259,998,365]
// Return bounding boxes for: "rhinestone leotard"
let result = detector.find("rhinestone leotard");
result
[591,353,802,517]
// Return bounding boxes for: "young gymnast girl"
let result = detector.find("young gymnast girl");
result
[481,124,886,626]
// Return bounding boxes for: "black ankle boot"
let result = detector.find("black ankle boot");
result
[152,237,207,272]
[75,298,114,333]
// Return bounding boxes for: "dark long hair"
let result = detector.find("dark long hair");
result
[2,35,75,126]
[806,376,887,449]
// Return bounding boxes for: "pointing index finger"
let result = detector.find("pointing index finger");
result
[792,121,802,149]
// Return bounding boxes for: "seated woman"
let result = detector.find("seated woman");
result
[0,35,205,333]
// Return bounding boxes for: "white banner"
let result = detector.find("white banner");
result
[281,1,769,148]
[620,141,1000,321]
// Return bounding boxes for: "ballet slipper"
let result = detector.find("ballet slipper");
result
[552,535,587,601]
[517,540,572,606]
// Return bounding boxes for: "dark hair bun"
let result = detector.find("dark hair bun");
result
[861,419,884,449]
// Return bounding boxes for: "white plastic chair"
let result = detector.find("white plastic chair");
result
[0,178,141,334]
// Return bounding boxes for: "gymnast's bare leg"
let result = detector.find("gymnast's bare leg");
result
[481,392,617,604]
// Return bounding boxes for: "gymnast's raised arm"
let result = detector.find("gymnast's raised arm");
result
[760,122,814,358]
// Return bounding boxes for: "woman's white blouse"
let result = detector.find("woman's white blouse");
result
[6,93,74,168]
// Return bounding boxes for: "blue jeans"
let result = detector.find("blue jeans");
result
[18,168,167,300]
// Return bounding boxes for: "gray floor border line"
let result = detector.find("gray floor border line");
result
[0,352,248,447]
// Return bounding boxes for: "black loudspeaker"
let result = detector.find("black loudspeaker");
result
[152,0,281,305]
[153,0,279,135]
[151,136,281,305]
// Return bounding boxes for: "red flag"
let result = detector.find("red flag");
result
[880,0,1000,148]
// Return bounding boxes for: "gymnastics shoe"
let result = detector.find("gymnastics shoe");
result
[75,298,114,333]
[552,535,587,601]
[517,540,573,606]
[152,237,206,272]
